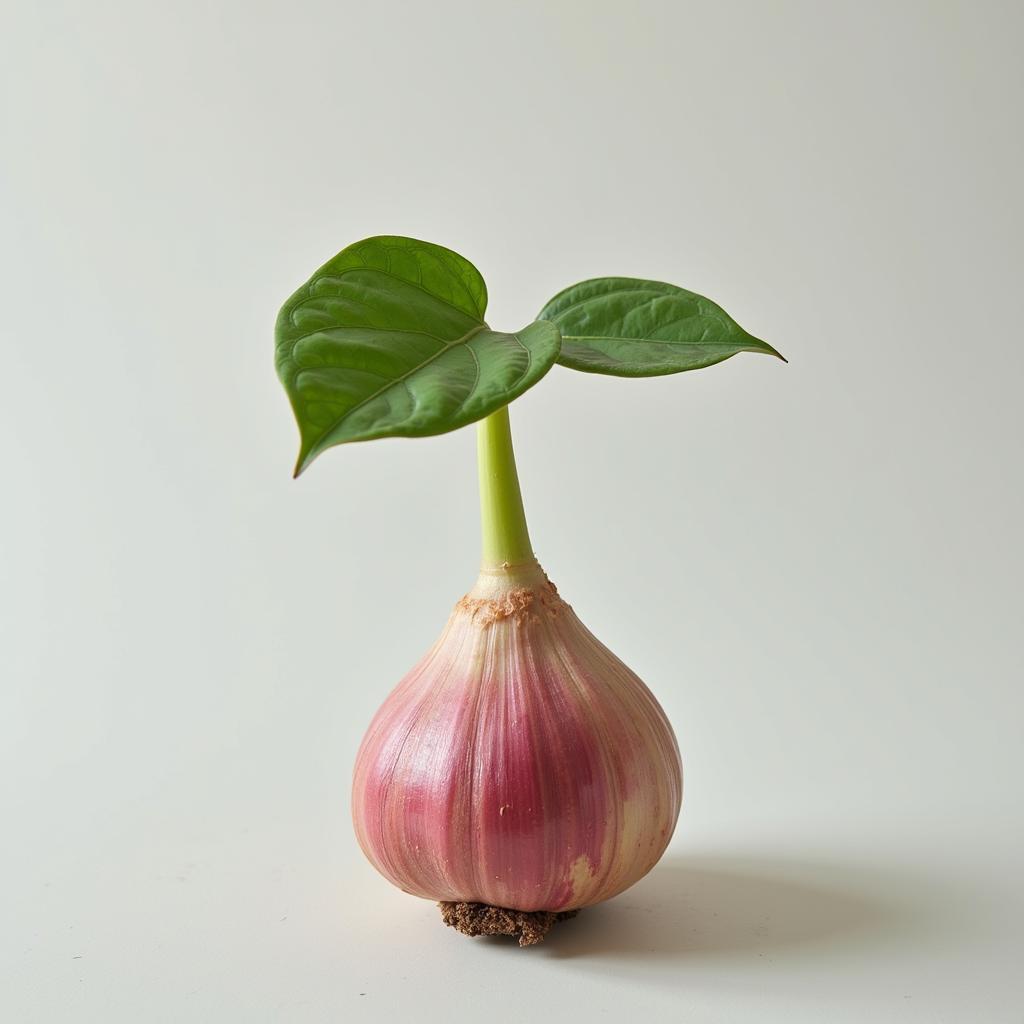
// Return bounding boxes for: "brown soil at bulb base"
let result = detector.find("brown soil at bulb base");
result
[439,901,579,947]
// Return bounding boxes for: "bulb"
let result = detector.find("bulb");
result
[352,560,683,936]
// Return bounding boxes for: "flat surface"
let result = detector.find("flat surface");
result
[2,1,1022,1021]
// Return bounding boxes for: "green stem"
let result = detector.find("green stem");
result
[477,405,535,569]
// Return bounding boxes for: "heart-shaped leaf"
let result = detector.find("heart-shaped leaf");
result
[276,236,561,475]
[538,277,784,377]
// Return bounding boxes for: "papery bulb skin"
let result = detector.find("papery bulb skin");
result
[351,561,683,914]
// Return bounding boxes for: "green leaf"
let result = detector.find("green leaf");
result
[538,277,784,377]
[276,236,561,475]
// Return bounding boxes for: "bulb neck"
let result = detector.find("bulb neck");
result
[476,405,536,572]
[468,560,549,603]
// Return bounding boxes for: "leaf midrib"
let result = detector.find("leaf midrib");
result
[559,334,752,346]
[301,322,490,455]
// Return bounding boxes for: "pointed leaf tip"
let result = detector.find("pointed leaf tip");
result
[746,334,787,363]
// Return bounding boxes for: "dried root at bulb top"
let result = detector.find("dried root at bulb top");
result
[439,901,579,947]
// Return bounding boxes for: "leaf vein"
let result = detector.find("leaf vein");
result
[546,284,674,322]
[299,267,484,323]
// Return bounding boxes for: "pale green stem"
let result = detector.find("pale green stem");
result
[477,405,535,569]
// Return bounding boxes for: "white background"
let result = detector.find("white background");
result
[3,1,1022,1020]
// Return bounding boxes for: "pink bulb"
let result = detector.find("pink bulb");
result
[352,562,682,913]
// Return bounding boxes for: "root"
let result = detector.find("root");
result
[438,901,578,947]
